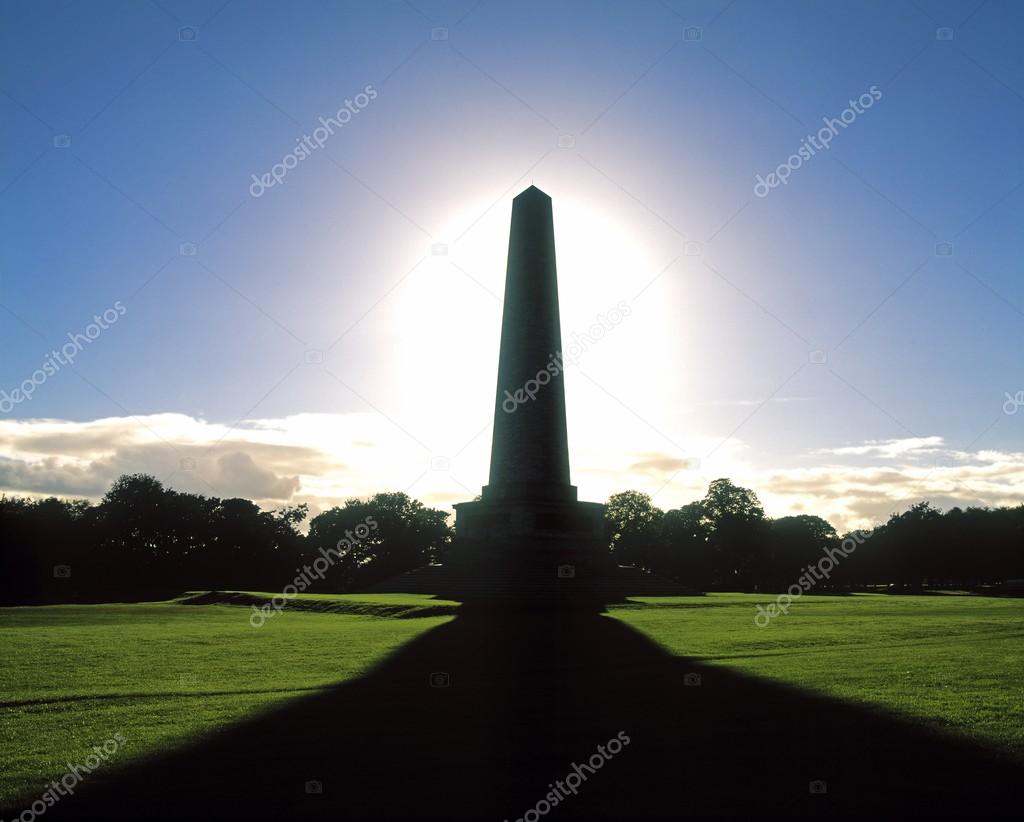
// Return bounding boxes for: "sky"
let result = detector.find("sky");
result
[1,0,1022,531]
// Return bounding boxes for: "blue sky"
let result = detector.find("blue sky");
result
[1,0,1022,529]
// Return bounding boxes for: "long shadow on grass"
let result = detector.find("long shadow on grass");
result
[42,607,1023,820]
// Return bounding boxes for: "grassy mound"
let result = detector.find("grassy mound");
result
[176,590,461,619]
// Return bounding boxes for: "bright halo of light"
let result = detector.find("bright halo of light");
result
[385,190,680,495]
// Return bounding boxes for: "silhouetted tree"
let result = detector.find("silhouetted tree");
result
[306,492,451,590]
[605,491,664,570]
[700,479,769,590]
[766,515,839,591]
[1,495,92,601]
[659,502,713,586]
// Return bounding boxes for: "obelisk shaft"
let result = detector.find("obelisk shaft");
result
[484,186,574,502]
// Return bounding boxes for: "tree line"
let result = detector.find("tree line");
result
[0,474,450,605]
[606,479,1024,592]
[2,474,1022,604]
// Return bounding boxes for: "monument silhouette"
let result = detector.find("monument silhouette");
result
[451,186,607,596]
[376,186,683,604]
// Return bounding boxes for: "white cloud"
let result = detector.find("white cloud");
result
[0,413,428,514]
[757,448,1024,531]
[213,451,300,501]
[1,417,1021,534]
[814,436,946,458]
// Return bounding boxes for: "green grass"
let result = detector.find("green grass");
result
[3,592,1022,811]
[0,595,454,809]
[610,593,1024,759]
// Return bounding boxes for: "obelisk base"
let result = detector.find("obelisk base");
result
[454,496,604,547]
[443,498,612,609]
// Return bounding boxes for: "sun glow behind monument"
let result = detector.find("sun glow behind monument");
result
[390,187,685,488]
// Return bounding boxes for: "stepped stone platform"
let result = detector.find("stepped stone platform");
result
[366,561,697,606]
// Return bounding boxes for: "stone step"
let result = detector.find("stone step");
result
[365,563,697,599]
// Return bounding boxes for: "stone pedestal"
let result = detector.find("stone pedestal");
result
[449,497,610,609]
[453,496,605,555]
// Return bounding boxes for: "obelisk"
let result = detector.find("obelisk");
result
[453,186,606,592]
[485,186,574,503]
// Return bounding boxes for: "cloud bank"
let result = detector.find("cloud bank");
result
[1,417,1021,532]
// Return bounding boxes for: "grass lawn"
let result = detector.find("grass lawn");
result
[610,593,1024,759]
[0,594,455,809]
[1,592,1022,814]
